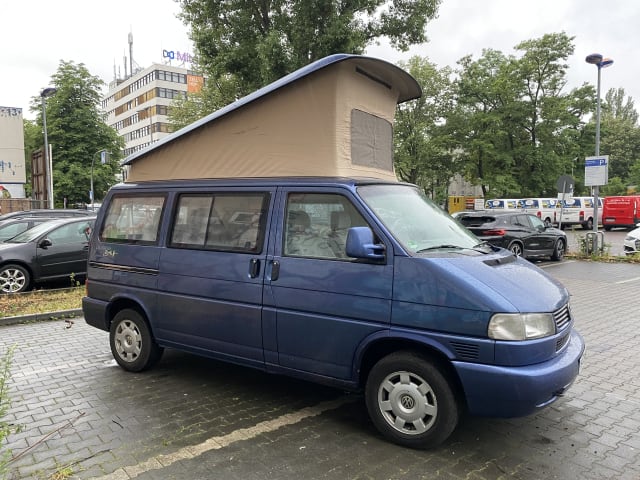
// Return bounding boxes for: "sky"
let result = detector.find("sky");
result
[2,0,638,121]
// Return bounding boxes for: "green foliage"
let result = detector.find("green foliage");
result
[394,56,456,204]
[0,345,16,478]
[29,61,125,207]
[448,32,632,198]
[173,0,441,122]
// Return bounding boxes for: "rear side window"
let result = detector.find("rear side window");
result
[169,192,270,253]
[100,195,165,244]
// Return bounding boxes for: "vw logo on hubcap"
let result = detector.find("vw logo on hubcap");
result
[400,394,415,409]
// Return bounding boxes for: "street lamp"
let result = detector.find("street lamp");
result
[585,53,613,251]
[90,150,107,209]
[40,87,57,209]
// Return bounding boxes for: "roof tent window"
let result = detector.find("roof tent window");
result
[351,109,393,172]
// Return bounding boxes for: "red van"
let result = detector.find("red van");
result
[603,196,640,230]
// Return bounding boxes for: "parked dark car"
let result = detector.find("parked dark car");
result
[0,217,55,242]
[0,209,93,225]
[457,211,567,261]
[0,216,95,293]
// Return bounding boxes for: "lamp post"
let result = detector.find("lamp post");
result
[40,87,57,209]
[90,150,107,209]
[585,53,613,251]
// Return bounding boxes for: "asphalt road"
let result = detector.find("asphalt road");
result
[2,260,640,480]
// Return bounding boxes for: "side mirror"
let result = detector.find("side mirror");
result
[345,227,385,260]
[39,238,52,249]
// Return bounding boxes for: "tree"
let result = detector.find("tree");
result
[393,56,456,203]
[30,61,124,207]
[173,0,442,123]
[596,88,640,184]
[450,33,595,197]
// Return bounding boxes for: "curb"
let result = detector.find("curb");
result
[0,309,83,327]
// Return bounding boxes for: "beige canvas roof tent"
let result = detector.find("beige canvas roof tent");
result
[123,54,422,183]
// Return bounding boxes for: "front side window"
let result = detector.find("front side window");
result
[100,195,165,244]
[170,192,269,253]
[284,193,369,259]
[48,221,93,244]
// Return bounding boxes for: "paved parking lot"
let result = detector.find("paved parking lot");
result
[1,260,639,480]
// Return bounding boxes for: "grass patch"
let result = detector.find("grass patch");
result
[0,287,84,319]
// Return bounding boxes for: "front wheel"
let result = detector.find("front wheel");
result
[110,309,164,372]
[365,352,459,449]
[0,264,31,293]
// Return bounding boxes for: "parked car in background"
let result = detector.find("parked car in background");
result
[484,198,521,210]
[0,209,93,225]
[0,217,54,242]
[520,198,561,225]
[558,197,603,230]
[0,216,95,293]
[457,211,567,261]
[623,225,640,255]
[602,196,640,231]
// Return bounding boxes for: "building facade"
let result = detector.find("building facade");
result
[101,64,204,157]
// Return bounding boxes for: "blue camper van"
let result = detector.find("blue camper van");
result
[83,55,584,449]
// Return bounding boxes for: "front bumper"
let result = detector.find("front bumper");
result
[454,329,585,417]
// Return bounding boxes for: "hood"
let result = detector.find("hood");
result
[394,250,568,314]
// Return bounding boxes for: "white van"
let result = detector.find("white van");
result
[521,198,560,225]
[559,197,603,229]
[484,199,521,210]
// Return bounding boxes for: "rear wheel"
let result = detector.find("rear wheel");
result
[365,352,459,449]
[584,218,593,230]
[0,264,31,293]
[508,242,523,257]
[551,238,565,261]
[110,309,163,372]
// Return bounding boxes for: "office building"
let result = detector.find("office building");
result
[101,63,204,157]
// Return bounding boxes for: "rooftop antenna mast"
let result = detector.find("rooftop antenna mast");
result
[128,31,134,77]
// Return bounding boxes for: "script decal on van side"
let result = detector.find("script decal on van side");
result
[103,248,118,258]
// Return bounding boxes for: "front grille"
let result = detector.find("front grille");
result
[553,304,572,332]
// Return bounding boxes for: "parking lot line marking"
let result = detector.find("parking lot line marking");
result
[95,395,357,480]
[615,276,640,284]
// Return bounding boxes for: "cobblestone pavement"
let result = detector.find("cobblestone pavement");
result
[1,260,639,480]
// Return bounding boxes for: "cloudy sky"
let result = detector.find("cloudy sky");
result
[2,0,637,120]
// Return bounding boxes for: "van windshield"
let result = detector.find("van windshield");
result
[358,184,481,254]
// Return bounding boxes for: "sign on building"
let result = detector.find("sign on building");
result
[0,106,27,198]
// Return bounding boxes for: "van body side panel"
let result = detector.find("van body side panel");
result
[155,249,265,364]
[269,257,393,378]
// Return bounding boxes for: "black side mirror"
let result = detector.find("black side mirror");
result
[39,238,53,249]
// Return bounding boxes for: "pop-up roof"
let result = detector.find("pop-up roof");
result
[123,54,421,182]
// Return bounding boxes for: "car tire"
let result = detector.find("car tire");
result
[604,226,612,232]
[0,264,31,293]
[584,218,593,230]
[508,242,523,257]
[365,351,459,449]
[551,239,565,261]
[110,308,164,372]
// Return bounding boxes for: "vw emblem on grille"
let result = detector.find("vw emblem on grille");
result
[400,394,415,409]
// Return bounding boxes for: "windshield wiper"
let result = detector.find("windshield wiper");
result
[416,244,464,253]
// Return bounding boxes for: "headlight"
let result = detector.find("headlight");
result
[488,313,556,340]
